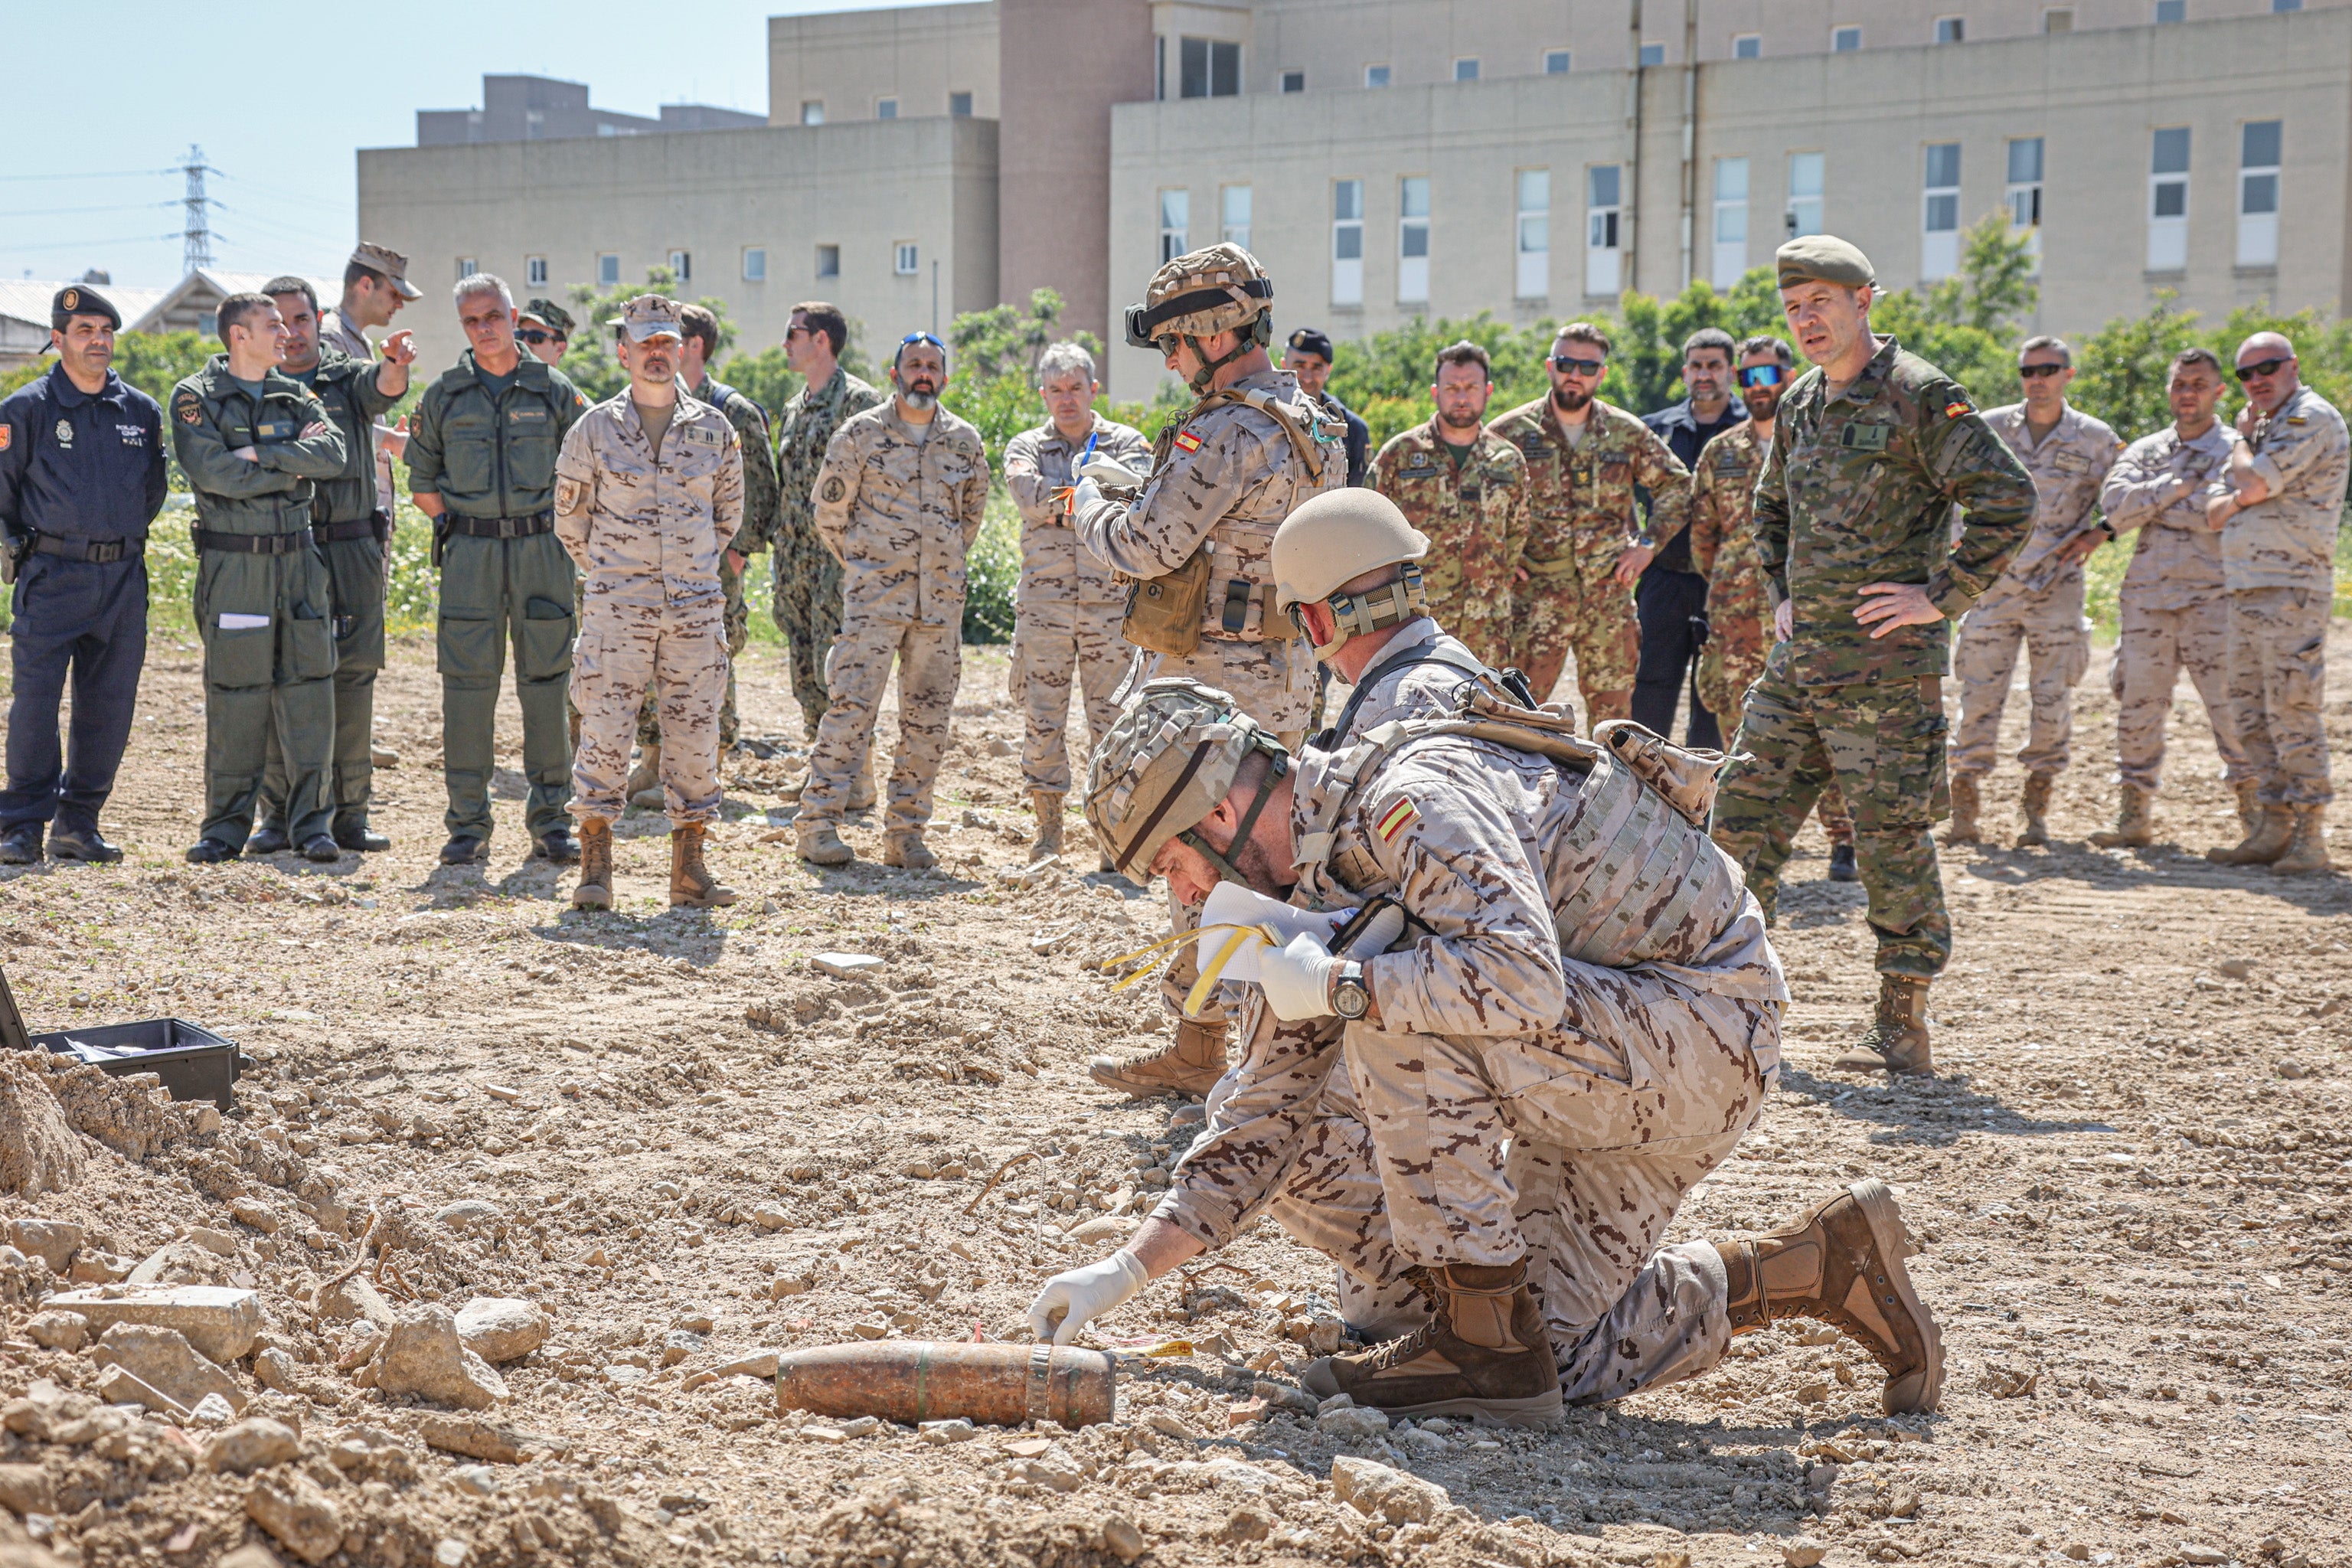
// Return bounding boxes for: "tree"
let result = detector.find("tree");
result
[555,266,740,403]
[0,329,217,406]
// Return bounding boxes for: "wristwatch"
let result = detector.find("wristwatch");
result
[1329,960,1371,1021]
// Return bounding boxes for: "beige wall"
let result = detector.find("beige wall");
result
[767,2,1001,126]
[354,119,1000,377]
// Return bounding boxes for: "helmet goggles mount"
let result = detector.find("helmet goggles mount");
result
[1287,563,1429,660]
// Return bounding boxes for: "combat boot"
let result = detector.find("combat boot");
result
[1300,1259,1562,1427]
[2208,804,2292,866]
[2270,805,2334,877]
[572,817,613,910]
[2088,785,2154,848]
[626,744,663,812]
[2233,779,2262,835]
[1089,1019,1227,1099]
[799,820,854,867]
[0,824,44,865]
[1721,1179,1944,1413]
[670,822,737,907]
[1827,841,1858,882]
[1946,775,1981,844]
[2017,770,2055,848]
[1031,792,1065,862]
[881,831,937,871]
[1833,975,1932,1075]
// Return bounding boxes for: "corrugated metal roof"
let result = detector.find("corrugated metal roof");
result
[0,279,172,330]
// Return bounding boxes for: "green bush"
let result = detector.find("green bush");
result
[961,490,1022,645]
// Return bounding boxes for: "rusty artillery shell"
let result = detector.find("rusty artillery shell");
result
[773,1341,1116,1428]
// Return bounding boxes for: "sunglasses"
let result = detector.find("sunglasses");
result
[517,330,564,347]
[1550,354,1606,377]
[1737,364,1787,388]
[2236,356,2291,382]
[900,332,946,351]
[2017,363,2069,379]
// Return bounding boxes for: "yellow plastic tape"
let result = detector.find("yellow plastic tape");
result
[1099,922,1280,1020]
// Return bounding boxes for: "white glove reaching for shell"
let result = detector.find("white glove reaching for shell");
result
[1027,1250,1151,1344]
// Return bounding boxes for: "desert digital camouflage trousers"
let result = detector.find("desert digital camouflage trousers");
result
[1712,669,1954,979]
[799,616,962,835]
[1951,595,2092,779]
[635,549,748,750]
[2110,596,2248,794]
[1509,572,1639,721]
[570,602,727,825]
[2227,586,2334,805]
[773,537,845,738]
[1251,975,1776,1405]
[1011,599,1128,796]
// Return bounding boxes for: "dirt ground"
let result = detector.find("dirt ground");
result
[0,622,2347,1568]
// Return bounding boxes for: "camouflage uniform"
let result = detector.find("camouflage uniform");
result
[1688,420,1853,844]
[1710,335,2037,978]
[1003,413,1151,795]
[759,366,885,735]
[554,392,742,824]
[2206,385,2347,806]
[1158,726,1787,1403]
[1485,397,1687,718]
[799,401,990,836]
[2098,422,2249,793]
[1950,403,2120,780]
[1364,420,1527,669]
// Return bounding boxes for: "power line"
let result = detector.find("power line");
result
[0,168,176,184]
[0,202,174,220]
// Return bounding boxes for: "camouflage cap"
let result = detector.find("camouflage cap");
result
[1084,678,1284,888]
[520,298,576,335]
[608,294,684,341]
[1124,243,1273,349]
[348,241,423,300]
[1775,235,1875,291]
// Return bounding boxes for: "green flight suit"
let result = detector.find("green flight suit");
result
[405,350,588,847]
[259,344,397,838]
[168,357,348,851]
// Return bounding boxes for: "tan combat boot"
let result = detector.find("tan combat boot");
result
[1300,1259,1562,1427]
[1946,775,1981,844]
[2233,778,2262,835]
[669,822,737,907]
[1031,791,1065,863]
[2270,805,2334,876]
[1089,1019,1227,1098]
[2017,770,2056,848]
[2208,803,2292,865]
[882,831,937,871]
[1833,975,1932,1075]
[572,817,614,910]
[2089,785,2154,848]
[799,819,854,867]
[1721,1178,1945,1414]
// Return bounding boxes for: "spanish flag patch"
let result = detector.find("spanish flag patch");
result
[1174,430,1204,453]
[1945,401,1971,420]
[1375,797,1419,842]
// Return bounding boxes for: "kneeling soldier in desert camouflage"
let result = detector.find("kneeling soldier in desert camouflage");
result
[554,296,740,910]
[1027,678,1944,1424]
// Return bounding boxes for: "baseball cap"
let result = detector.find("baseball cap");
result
[609,295,684,342]
[348,241,423,301]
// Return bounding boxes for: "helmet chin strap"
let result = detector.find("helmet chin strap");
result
[1181,315,1272,394]
[1177,743,1291,898]
[1294,564,1429,659]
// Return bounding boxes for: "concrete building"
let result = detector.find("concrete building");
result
[417,75,763,146]
[354,0,2352,402]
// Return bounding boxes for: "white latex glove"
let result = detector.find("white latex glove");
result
[1258,931,1341,1021]
[1070,476,1106,517]
[1080,456,1149,488]
[1027,1250,1150,1345]
[1196,884,1351,985]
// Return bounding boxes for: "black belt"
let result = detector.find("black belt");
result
[445,512,554,539]
[314,518,382,544]
[31,534,142,564]
[191,527,313,556]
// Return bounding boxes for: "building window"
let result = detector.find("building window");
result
[877,98,898,119]
[1221,185,1252,248]
[1544,50,1571,74]
[1586,164,1622,296]
[743,248,766,283]
[1156,35,1165,100]
[1733,34,1762,58]
[2006,136,2044,232]
[895,242,920,276]
[801,101,825,126]
[1833,25,1863,51]
[1517,168,1550,299]
[1159,189,1190,264]
[668,250,691,284]
[1279,70,1305,93]
[1332,179,1364,305]
[2156,1,2185,18]
[2148,127,2190,271]
[1921,143,1961,280]
[457,258,478,279]
[1398,176,1431,304]
[1181,38,1240,98]
[2044,8,2074,30]
[1454,58,1480,82]
[1788,152,1825,238]
[1639,43,1664,67]
[816,244,840,279]
[525,256,548,288]
[2273,0,2302,11]
[949,91,973,116]
[597,253,620,287]
[1365,64,1390,88]
[2239,119,2282,266]
[1712,157,1749,289]
[1935,18,1965,43]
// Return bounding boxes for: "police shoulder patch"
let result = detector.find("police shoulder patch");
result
[1374,795,1419,843]
[0,423,10,452]
[1173,430,1204,453]
[176,395,201,424]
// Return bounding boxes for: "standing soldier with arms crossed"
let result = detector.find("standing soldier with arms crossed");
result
[1074,243,1345,1099]
[1489,323,1689,721]
[1001,341,1150,864]
[1947,337,2120,848]
[1711,239,2037,1076]
[405,273,590,869]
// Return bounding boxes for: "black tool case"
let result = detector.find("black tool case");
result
[0,968,248,1109]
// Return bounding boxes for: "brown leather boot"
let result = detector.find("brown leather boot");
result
[882,831,937,871]
[1721,1179,1945,1414]
[2208,803,2292,865]
[2233,778,2262,835]
[1946,775,1981,844]
[1089,1019,1227,1098]
[1031,791,1065,862]
[2088,785,2153,848]
[669,823,737,907]
[626,743,663,812]
[1833,975,1932,1074]
[799,820,854,867]
[2270,804,2334,876]
[2016,770,2055,847]
[572,817,613,910]
[1301,1259,1562,1427]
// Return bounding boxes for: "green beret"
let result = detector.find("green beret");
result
[1775,236,1875,290]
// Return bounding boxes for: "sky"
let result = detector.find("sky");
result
[0,0,941,294]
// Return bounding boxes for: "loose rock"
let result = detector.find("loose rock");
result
[366,1305,511,1410]
[246,1472,345,1564]
[204,1418,302,1475]
[1329,1455,1447,1524]
[453,1297,547,1364]
[90,1323,246,1416]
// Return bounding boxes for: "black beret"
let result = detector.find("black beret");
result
[51,284,121,332]
[1285,327,1334,361]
